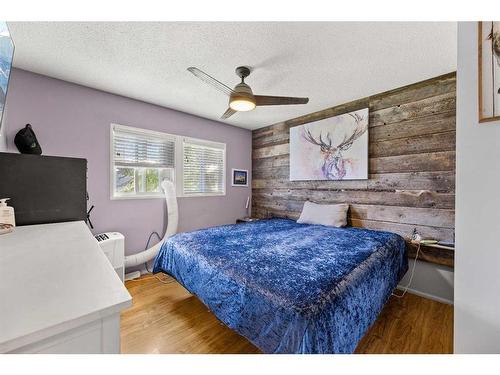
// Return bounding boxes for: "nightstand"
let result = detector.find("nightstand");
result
[236,217,260,224]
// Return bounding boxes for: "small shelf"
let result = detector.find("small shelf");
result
[420,243,455,251]
[236,217,260,223]
[407,242,454,268]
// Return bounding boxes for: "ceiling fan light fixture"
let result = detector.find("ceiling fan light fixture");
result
[187,66,309,120]
[229,98,256,112]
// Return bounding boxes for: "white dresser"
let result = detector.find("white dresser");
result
[0,221,132,353]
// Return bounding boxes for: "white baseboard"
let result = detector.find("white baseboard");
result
[397,285,453,305]
[398,259,454,305]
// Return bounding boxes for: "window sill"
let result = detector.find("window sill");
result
[110,193,227,200]
[179,192,226,198]
[111,194,165,200]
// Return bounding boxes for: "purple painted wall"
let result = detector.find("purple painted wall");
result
[2,68,252,255]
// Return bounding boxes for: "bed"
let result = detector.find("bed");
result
[153,218,408,354]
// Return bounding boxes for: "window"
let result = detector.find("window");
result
[110,124,226,199]
[111,124,175,199]
[182,138,226,196]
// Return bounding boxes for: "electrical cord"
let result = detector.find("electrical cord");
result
[143,231,162,273]
[137,231,174,284]
[155,274,175,284]
[126,273,175,284]
[392,242,421,299]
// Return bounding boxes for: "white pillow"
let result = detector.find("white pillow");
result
[297,201,349,227]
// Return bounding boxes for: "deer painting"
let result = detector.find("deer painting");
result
[480,22,500,119]
[289,109,368,181]
[488,22,500,94]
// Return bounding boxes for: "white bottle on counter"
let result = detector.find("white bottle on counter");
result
[0,198,16,230]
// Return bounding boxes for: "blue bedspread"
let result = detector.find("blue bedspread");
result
[153,219,407,354]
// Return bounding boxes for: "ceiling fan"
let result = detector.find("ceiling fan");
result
[187,66,309,120]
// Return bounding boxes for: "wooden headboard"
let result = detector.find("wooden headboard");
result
[251,72,456,267]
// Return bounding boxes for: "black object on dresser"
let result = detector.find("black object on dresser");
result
[0,152,87,226]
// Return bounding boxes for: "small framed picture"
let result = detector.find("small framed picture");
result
[478,22,500,123]
[232,169,248,187]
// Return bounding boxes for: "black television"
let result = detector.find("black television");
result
[0,153,87,226]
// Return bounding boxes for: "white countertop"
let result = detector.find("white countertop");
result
[0,221,132,352]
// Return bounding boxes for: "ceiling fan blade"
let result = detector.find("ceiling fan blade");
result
[187,67,235,97]
[221,108,236,120]
[255,95,309,106]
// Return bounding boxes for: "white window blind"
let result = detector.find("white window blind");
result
[183,140,225,195]
[111,124,176,198]
[110,124,226,199]
[113,127,175,169]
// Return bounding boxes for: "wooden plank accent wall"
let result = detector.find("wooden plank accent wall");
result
[252,72,456,268]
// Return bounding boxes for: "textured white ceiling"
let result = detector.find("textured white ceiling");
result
[8,22,457,130]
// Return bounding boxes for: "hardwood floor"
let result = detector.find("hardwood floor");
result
[121,275,453,354]
[355,292,453,353]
